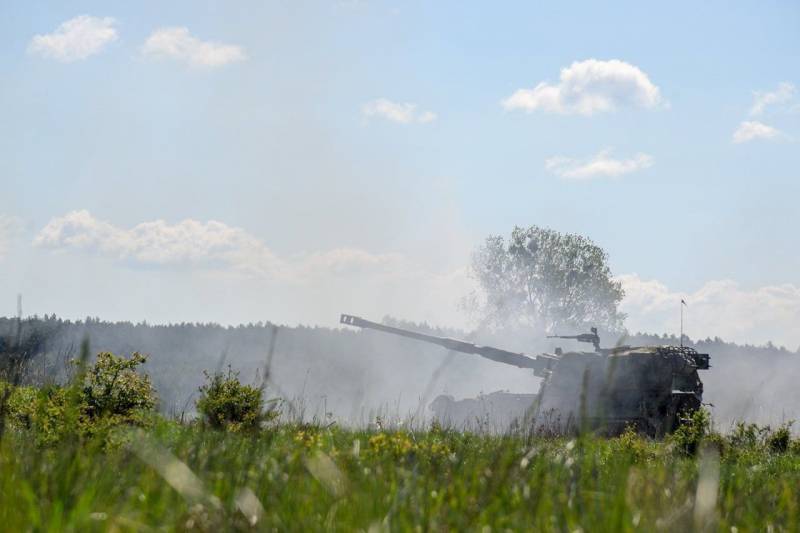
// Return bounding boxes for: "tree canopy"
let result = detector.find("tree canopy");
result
[466,226,626,334]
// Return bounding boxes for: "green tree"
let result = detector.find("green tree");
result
[467,226,625,333]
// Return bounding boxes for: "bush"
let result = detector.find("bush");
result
[2,384,37,429]
[766,423,793,453]
[613,425,655,463]
[76,351,157,445]
[196,367,276,432]
[716,422,794,457]
[81,351,157,420]
[1,352,157,446]
[32,385,70,446]
[670,407,711,456]
[729,422,769,450]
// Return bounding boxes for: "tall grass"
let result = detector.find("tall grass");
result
[0,418,799,531]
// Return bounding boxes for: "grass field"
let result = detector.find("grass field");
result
[0,351,797,531]
[1,416,799,532]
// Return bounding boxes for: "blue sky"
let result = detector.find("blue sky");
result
[1,1,799,346]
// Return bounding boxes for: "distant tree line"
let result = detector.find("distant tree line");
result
[1,313,798,429]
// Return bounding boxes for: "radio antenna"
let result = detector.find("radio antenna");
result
[680,299,687,347]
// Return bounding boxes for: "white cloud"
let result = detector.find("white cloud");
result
[620,274,800,348]
[29,15,117,62]
[34,210,288,278]
[545,150,653,180]
[33,210,421,284]
[750,82,796,116]
[502,59,662,115]
[141,27,246,68]
[362,98,437,124]
[732,120,781,143]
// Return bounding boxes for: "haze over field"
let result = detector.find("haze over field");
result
[1,1,799,348]
[4,315,798,432]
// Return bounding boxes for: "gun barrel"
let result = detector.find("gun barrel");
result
[340,314,552,370]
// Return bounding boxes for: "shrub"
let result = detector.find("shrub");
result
[1,383,37,429]
[670,407,711,456]
[76,352,157,446]
[766,424,792,453]
[1,352,157,446]
[196,367,276,432]
[32,385,70,446]
[81,352,157,420]
[729,422,769,450]
[614,425,655,463]
[790,439,800,455]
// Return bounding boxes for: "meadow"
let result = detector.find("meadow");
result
[2,417,800,532]
[1,350,799,532]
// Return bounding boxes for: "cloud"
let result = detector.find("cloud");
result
[619,274,800,349]
[141,27,246,68]
[750,82,796,116]
[362,98,437,124]
[545,150,653,180]
[33,210,418,283]
[34,210,289,278]
[732,121,782,143]
[28,15,117,62]
[502,59,662,115]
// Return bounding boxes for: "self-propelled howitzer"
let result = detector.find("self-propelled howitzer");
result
[341,314,711,436]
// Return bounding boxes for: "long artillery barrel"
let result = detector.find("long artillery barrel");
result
[340,314,556,371]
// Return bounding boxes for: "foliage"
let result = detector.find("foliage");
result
[0,351,156,446]
[31,385,71,447]
[670,407,711,456]
[196,367,276,432]
[467,225,625,333]
[725,421,794,455]
[767,423,792,453]
[1,383,37,429]
[729,421,770,449]
[612,425,658,463]
[82,351,157,419]
[367,430,452,462]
